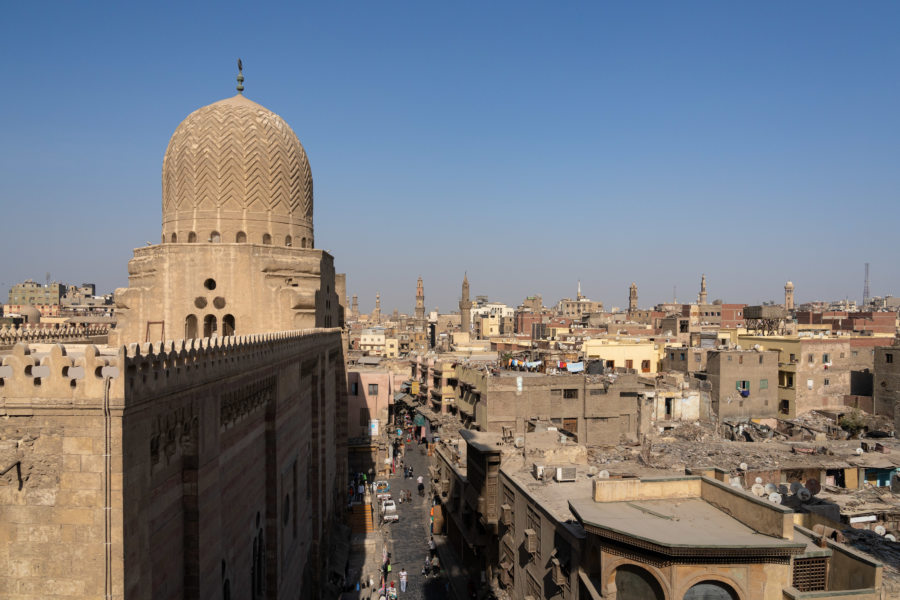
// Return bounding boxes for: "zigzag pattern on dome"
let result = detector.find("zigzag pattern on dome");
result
[162,95,313,221]
[0,328,342,403]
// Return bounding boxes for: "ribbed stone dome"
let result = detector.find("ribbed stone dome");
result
[161,94,314,247]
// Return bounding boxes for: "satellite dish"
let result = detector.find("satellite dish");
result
[778,484,789,495]
[797,488,811,502]
[755,477,763,485]
[806,478,821,496]
[886,534,896,542]
[875,525,887,536]
[598,470,610,479]
[765,483,777,495]
[739,462,748,471]
[768,493,783,504]
[856,448,864,455]
[790,482,802,495]
[751,483,766,497]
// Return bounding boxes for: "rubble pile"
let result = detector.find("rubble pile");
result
[646,440,785,471]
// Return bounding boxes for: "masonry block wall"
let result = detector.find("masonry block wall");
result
[0,330,346,600]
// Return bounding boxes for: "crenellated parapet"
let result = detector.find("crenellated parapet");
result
[121,328,342,404]
[0,342,124,406]
[0,328,343,410]
[0,323,110,345]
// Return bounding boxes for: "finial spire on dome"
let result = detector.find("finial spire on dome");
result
[236,58,245,94]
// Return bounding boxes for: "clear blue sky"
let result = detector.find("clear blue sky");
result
[1,2,898,314]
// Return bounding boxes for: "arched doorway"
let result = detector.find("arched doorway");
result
[684,580,739,600]
[613,564,665,600]
[222,314,235,336]
[203,314,217,338]
[184,314,198,339]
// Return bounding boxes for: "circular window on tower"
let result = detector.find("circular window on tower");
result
[204,278,216,291]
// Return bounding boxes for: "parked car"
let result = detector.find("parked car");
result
[381,499,399,523]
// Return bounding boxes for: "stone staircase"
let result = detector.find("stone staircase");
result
[348,502,375,534]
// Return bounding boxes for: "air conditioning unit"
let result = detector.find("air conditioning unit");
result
[500,503,512,526]
[532,464,544,480]
[524,528,538,554]
[551,557,567,585]
[556,467,576,482]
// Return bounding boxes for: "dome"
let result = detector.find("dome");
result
[161,94,314,247]
[19,305,41,324]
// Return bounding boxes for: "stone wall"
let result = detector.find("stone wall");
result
[0,329,346,600]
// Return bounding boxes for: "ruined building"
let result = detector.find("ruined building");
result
[0,72,347,599]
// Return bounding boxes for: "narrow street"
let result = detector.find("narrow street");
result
[377,438,455,599]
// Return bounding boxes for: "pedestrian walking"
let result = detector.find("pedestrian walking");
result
[431,554,440,576]
[428,536,436,558]
[399,568,408,593]
[422,556,430,577]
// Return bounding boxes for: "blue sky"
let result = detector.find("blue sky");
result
[1,2,898,314]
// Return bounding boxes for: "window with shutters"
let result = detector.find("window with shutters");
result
[526,570,541,598]
[526,505,541,559]
[503,485,515,534]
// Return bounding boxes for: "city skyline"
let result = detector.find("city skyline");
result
[2,2,898,312]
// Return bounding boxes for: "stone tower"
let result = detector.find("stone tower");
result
[415,276,425,328]
[698,274,708,304]
[351,294,359,319]
[459,273,472,332]
[629,282,638,312]
[373,293,381,323]
[111,84,340,345]
[785,281,795,311]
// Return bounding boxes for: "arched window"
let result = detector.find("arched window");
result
[300,237,307,249]
[210,231,221,243]
[203,315,217,338]
[684,581,739,600]
[236,231,247,243]
[285,235,292,247]
[613,565,665,600]
[262,233,272,245]
[184,314,198,339]
[223,314,235,336]
[188,231,197,243]
[171,232,177,243]
[308,238,313,248]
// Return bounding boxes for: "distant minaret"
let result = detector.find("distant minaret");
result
[351,295,359,319]
[459,273,472,332]
[415,276,425,328]
[785,281,795,311]
[373,293,381,323]
[629,282,638,312]
[577,280,584,301]
[698,274,708,304]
